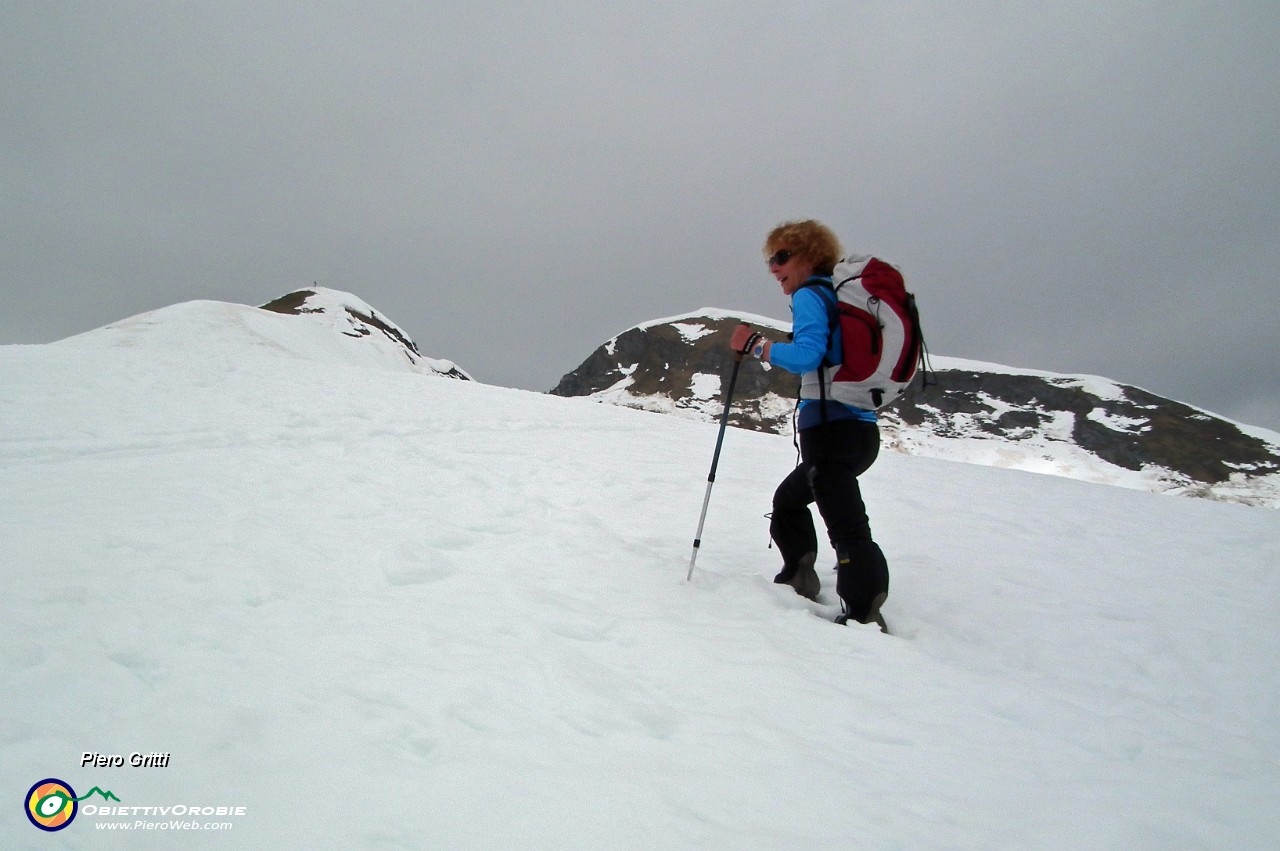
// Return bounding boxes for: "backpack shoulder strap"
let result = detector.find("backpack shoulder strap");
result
[794,280,839,419]
[796,279,838,332]
[795,279,839,373]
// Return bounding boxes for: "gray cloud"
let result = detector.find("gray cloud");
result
[3,1,1278,430]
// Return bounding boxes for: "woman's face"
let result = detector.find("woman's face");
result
[766,247,816,296]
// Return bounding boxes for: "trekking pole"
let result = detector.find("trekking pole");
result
[686,346,746,581]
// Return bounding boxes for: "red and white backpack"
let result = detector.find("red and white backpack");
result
[801,255,927,411]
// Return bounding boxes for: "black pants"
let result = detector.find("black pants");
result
[770,419,889,616]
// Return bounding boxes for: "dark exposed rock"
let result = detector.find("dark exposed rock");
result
[552,314,804,433]
[891,370,1278,485]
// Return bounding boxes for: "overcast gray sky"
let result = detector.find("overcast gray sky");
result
[3,1,1278,430]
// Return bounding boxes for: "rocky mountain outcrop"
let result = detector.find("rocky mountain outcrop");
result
[550,309,801,433]
[551,309,1280,508]
[259,287,471,380]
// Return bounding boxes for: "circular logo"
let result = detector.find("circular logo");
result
[25,779,78,832]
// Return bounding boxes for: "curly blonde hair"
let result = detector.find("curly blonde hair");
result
[763,220,843,276]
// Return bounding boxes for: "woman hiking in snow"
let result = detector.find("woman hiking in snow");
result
[729,220,890,629]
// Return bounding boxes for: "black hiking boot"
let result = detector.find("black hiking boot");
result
[833,543,890,633]
[773,551,820,601]
[835,592,889,633]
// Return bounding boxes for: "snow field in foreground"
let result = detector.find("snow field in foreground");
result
[1,335,1278,849]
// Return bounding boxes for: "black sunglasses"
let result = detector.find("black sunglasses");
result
[767,249,795,267]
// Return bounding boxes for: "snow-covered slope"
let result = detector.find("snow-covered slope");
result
[3,300,1279,848]
[552,309,1280,508]
[55,286,471,380]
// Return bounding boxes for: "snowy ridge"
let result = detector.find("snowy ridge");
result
[896,358,1280,508]
[633,306,789,335]
[2,300,1278,847]
[57,287,472,381]
[553,309,1280,509]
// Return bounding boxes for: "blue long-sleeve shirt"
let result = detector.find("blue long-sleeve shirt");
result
[768,278,876,430]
